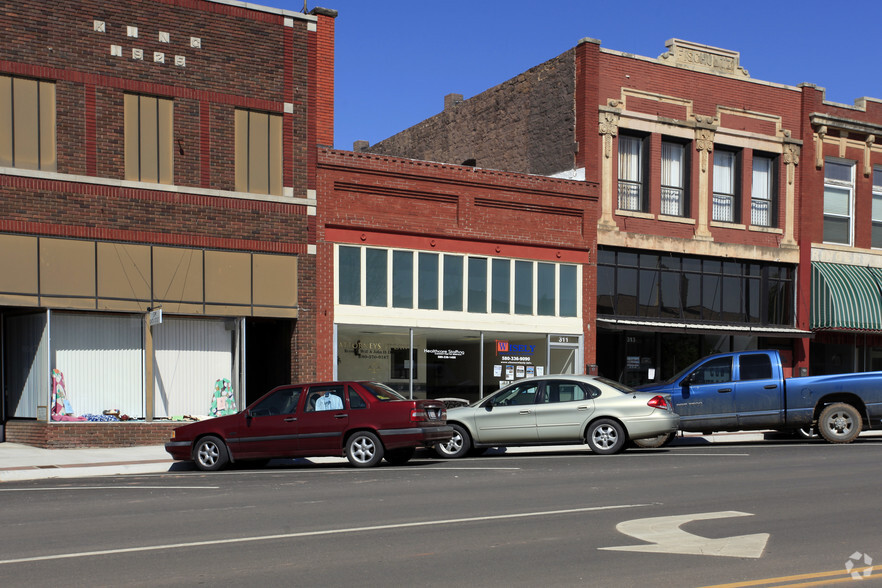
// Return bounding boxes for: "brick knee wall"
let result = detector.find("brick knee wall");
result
[5,420,186,448]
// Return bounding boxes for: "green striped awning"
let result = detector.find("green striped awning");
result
[811,262,882,331]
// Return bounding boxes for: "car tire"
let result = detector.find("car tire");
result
[383,447,415,466]
[193,435,229,471]
[631,432,674,449]
[345,431,384,467]
[817,402,863,444]
[587,419,626,455]
[434,423,471,459]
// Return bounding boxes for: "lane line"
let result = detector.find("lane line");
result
[0,503,654,565]
[698,565,875,587]
[0,486,219,492]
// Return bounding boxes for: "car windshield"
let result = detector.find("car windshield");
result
[360,382,407,401]
[595,377,634,394]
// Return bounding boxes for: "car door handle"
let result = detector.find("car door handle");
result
[519,410,531,415]
[334,414,347,419]
[577,406,589,410]
[718,388,732,393]
[284,417,297,422]
[764,384,777,389]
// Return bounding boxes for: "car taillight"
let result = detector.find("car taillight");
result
[411,409,428,422]
[647,395,669,410]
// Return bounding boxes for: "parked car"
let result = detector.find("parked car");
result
[166,381,453,470]
[433,375,678,458]
[637,349,882,445]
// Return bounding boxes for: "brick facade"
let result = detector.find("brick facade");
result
[316,149,599,382]
[1,0,336,446]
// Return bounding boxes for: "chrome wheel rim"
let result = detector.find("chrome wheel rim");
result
[441,431,463,455]
[197,442,219,467]
[592,424,618,450]
[351,436,376,464]
[826,411,854,437]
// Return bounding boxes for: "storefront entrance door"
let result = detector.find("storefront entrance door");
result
[549,336,580,374]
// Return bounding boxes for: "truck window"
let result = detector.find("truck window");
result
[689,357,732,384]
[739,354,773,381]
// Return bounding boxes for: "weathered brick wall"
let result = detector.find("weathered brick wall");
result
[366,50,577,177]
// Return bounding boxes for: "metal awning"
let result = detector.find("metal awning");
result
[811,262,882,331]
[596,318,811,338]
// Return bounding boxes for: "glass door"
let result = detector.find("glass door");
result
[548,334,581,375]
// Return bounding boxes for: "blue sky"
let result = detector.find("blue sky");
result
[267,0,882,151]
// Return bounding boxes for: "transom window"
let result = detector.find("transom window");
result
[0,75,56,171]
[823,159,854,245]
[337,245,579,318]
[597,247,794,326]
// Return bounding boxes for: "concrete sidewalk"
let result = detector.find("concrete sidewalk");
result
[0,431,779,483]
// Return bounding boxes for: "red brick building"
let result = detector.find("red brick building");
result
[0,0,336,446]
[366,38,882,383]
[316,149,596,402]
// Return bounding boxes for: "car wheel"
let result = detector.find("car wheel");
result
[346,431,384,467]
[631,433,674,449]
[434,423,471,459]
[587,419,626,455]
[817,403,863,444]
[383,447,415,466]
[193,435,229,471]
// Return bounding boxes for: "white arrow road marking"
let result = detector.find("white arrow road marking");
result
[599,510,769,558]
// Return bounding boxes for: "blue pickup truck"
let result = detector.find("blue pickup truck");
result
[636,350,882,445]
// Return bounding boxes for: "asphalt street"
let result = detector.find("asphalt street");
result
[1,438,881,587]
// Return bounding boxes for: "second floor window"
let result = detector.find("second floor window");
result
[661,141,686,216]
[618,134,645,212]
[823,159,854,245]
[234,109,282,196]
[872,168,882,249]
[124,94,173,184]
[0,75,56,171]
[751,155,776,227]
[712,149,738,222]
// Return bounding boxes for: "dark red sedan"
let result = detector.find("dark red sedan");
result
[165,381,452,470]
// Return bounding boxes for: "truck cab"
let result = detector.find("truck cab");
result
[639,351,785,433]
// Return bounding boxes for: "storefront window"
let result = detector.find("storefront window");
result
[337,325,573,403]
[560,264,577,317]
